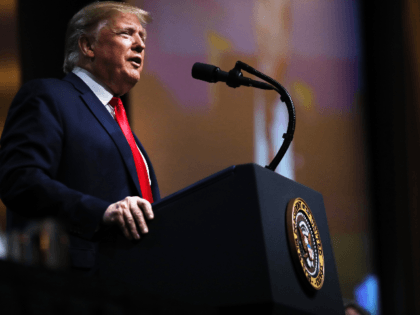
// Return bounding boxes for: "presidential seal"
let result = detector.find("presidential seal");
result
[286,198,325,290]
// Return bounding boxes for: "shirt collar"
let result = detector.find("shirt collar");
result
[72,67,114,106]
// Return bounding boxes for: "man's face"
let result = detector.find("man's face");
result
[89,12,146,96]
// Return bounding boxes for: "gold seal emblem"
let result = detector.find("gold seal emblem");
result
[286,198,325,290]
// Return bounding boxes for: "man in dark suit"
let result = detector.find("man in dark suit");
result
[0,2,159,270]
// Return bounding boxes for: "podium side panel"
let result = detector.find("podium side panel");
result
[253,165,344,315]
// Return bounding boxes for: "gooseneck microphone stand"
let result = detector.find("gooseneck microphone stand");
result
[192,61,296,172]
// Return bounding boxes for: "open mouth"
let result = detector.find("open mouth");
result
[129,57,142,67]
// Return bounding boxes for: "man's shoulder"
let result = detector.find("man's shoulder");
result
[20,73,83,96]
[9,74,91,116]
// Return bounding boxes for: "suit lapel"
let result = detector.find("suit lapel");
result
[63,73,142,196]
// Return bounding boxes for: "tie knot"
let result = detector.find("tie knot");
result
[109,97,122,109]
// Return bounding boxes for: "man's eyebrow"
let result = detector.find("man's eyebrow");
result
[119,26,134,32]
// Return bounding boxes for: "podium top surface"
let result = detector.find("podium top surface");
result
[153,163,321,211]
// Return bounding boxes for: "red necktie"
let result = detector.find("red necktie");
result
[110,97,154,203]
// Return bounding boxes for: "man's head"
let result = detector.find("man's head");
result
[63,1,150,95]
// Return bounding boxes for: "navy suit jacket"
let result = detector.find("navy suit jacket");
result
[0,73,160,268]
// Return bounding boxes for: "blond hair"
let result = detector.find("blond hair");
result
[63,1,150,73]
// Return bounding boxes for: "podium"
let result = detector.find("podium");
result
[97,164,344,314]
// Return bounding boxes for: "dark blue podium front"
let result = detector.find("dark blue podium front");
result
[97,164,344,315]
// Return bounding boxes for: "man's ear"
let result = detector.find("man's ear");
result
[78,35,95,59]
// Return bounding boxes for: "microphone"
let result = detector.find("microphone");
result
[192,62,274,90]
[193,60,296,172]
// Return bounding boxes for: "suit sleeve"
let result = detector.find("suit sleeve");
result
[0,81,109,240]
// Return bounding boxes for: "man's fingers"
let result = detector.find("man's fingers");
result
[130,198,148,234]
[122,201,140,240]
[137,198,154,220]
[103,196,154,241]
[116,211,132,240]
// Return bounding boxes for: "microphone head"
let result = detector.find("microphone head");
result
[192,62,219,83]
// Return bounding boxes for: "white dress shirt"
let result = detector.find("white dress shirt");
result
[72,67,151,185]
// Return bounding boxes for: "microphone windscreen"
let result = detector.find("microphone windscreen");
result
[192,62,219,83]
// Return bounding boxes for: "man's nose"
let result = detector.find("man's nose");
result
[133,34,145,51]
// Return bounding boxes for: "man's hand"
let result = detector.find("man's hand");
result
[103,196,154,240]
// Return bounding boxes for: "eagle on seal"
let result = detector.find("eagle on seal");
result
[299,222,314,265]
